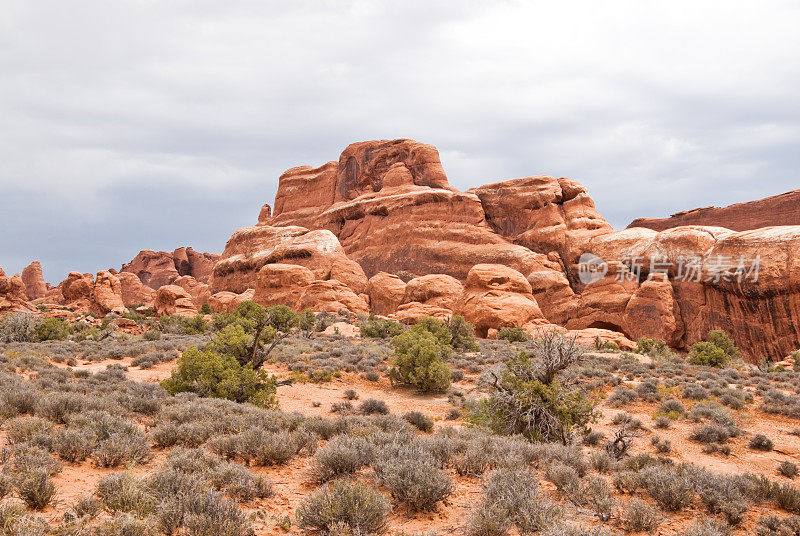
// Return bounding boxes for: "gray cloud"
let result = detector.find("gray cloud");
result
[1,0,798,282]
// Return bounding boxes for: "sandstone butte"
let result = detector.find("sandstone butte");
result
[628,189,800,231]
[3,139,800,362]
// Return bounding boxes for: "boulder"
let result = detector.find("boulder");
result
[458,264,547,337]
[367,272,407,316]
[623,272,684,346]
[403,274,463,310]
[92,271,125,315]
[0,273,34,313]
[208,290,255,313]
[211,225,368,295]
[394,302,453,324]
[60,272,94,311]
[253,263,367,315]
[174,275,211,308]
[21,261,47,300]
[154,285,198,316]
[117,272,156,308]
[122,247,219,289]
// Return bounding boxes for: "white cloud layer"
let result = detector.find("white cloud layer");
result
[1,0,799,281]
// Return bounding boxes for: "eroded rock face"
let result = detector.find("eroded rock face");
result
[61,272,94,307]
[403,274,463,310]
[208,290,255,313]
[623,273,684,346]
[0,273,34,313]
[469,176,612,265]
[628,189,800,232]
[92,271,125,315]
[253,263,368,315]
[211,225,368,296]
[154,285,198,317]
[22,261,47,300]
[122,247,219,289]
[367,272,407,316]
[174,276,211,308]
[117,272,156,308]
[458,264,547,337]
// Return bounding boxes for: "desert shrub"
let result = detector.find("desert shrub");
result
[657,397,686,418]
[780,461,799,479]
[583,430,604,446]
[691,423,737,444]
[470,331,596,443]
[389,319,452,392]
[74,495,102,519]
[654,416,672,429]
[756,515,800,536]
[545,462,583,504]
[447,315,480,352]
[94,513,151,536]
[15,470,56,509]
[621,498,662,531]
[403,411,434,433]
[682,519,731,536]
[0,312,37,342]
[343,389,359,400]
[689,330,740,367]
[683,382,709,400]
[160,347,278,407]
[5,416,54,445]
[497,326,529,342]
[373,456,453,511]
[34,317,72,341]
[750,434,774,451]
[359,314,405,339]
[589,451,614,474]
[228,429,301,466]
[640,464,694,511]
[358,398,389,416]
[312,435,373,482]
[583,475,616,521]
[467,468,563,535]
[651,435,672,454]
[54,428,95,462]
[93,433,151,468]
[606,386,638,407]
[635,337,674,359]
[296,479,390,534]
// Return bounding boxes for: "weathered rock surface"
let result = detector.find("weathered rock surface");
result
[403,274,463,310]
[367,272,406,316]
[122,247,219,289]
[469,176,612,265]
[60,272,94,309]
[174,276,211,309]
[208,290,255,313]
[211,225,368,296]
[458,264,547,337]
[117,272,156,308]
[623,272,684,346]
[92,271,125,315]
[628,189,800,232]
[153,285,198,316]
[0,273,34,312]
[253,263,368,315]
[22,261,47,300]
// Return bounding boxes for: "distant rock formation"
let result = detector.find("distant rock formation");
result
[21,261,47,300]
[628,189,800,231]
[121,247,219,289]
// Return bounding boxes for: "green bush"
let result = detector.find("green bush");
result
[34,317,72,341]
[689,330,740,367]
[296,479,390,534]
[389,319,452,392]
[468,331,597,443]
[498,326,529,342]
[359,314,405,339]
[160,347,277,408]
[447,315,479,351]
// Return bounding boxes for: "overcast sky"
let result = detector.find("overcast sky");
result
[1,1,798,283]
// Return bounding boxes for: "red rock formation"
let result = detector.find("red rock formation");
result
[253,263,368,315]
[208,290,254,313]
[623,272,684,346]
[60,272,94,311]
[468,176,612,264]
[367,272,406,316]
[0,273,34,313]
[153,285,198,316]
[21,262,47,300]
[628,189,800,231]
[174,276,211,308]
[92,271,125,315]
[403,275,463,310]
[458,264,547,337]
[211,225,368,296]
[121,247,219,289]
[117,272,156,308]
